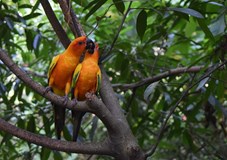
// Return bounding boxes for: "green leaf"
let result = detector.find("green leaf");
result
[17,13,26,25]
[18,4,32,9]
[136,10,147,40]
[42,116,51,136]
[208,95,216,106]
[17,118,25,129]
[144,81,159,103]
[84,0,97,10]
[25,29,34,50]
[113,0,125,14]
[74,0,88,7]
[206,1,224,13]
[0,133,12,147]
[30,0,40,14]
[182,130,197,151]
[185,17,197,37]
[41,147,51,160]
[85,0,107,20]
[27,116,36,133]
[197,18,214,41]
[53,151,63,160]
[0,82,6,96]
[196,77,209,91]
[209,14,226,36]
[24,12,41,20]
[4,17,14,30]
[63,126,72,141]
[169,7,204,19]
[33,33,41,50]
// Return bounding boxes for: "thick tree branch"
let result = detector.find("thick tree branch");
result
[100,65,126,119]
[55,0,146,157]
[145,61,227,158]
[0,50,145,158]
[0,49,89,113]
[40,0,70,48]
[99,65,145,159]
[0,48,145,159]
[1,1,146,159]
[85,93,124,135]
[0,48,123,156]
[57,0,85,37]
[55,0,139,144]
[0,118,112,155]
[112,65,206,90]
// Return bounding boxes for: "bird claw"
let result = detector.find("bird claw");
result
[44,86,52,95]
[62,95,69,106]
[85,92,94,101]
[72,98,78,106]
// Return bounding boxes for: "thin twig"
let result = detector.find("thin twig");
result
[57,0,85,37]
[145,61,227,158]
[125,88,137,113]
[112,65,206,90]
[25,70,47,78]
[105,2,133,56]
[40,0,71,48]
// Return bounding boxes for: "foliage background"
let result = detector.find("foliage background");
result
[0,0,227,159]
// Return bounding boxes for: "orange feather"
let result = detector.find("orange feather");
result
[71,43,101,141]
[47,36,94,139]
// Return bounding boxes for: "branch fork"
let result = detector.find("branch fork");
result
[0,0,146,159]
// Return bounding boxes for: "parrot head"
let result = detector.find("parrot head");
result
[70,36,88,53]
[69,36,94,53]
[86,38,95,54]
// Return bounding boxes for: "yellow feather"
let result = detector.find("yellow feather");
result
[47,54,60,79]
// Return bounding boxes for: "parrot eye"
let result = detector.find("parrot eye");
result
[78,41,84,45]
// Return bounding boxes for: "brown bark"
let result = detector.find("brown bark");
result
[0,0,146,159]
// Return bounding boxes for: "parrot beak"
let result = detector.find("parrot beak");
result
[86,38,95,54]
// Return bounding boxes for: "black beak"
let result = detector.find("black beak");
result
[86,38,95,54]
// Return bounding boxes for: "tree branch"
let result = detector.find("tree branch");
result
[0,48,89,113]
[85,93,124,135]
[102,1,132,61]
[112,65,206,90]
[54,1,146,157]
[1,1,147,159]
[57,0,85,37]
[99,65,125,118]
[26,70,47,78]
[20,65,209,89]
[0,118,112,155]
[145,61,227,158]
[40,0,70,48]
[0,48,123,156]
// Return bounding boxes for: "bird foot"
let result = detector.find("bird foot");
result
[44,86,52,95]
[72,98,78,106]
[85,92,95,101]
[62,95,69,106]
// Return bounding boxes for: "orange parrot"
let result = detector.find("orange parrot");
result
[47,36,95,139]
[71,43,101,141]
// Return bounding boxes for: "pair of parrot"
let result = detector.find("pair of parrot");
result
[47,36,101,141]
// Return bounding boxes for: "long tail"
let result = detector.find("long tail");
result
[54,104,65,140]
[72,111,85,141]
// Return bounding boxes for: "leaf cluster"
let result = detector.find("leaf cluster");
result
[0,0,227,159]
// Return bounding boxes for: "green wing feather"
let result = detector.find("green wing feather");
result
[71,63,82,89]
[96,69,101,93]
[47,55,60,79]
